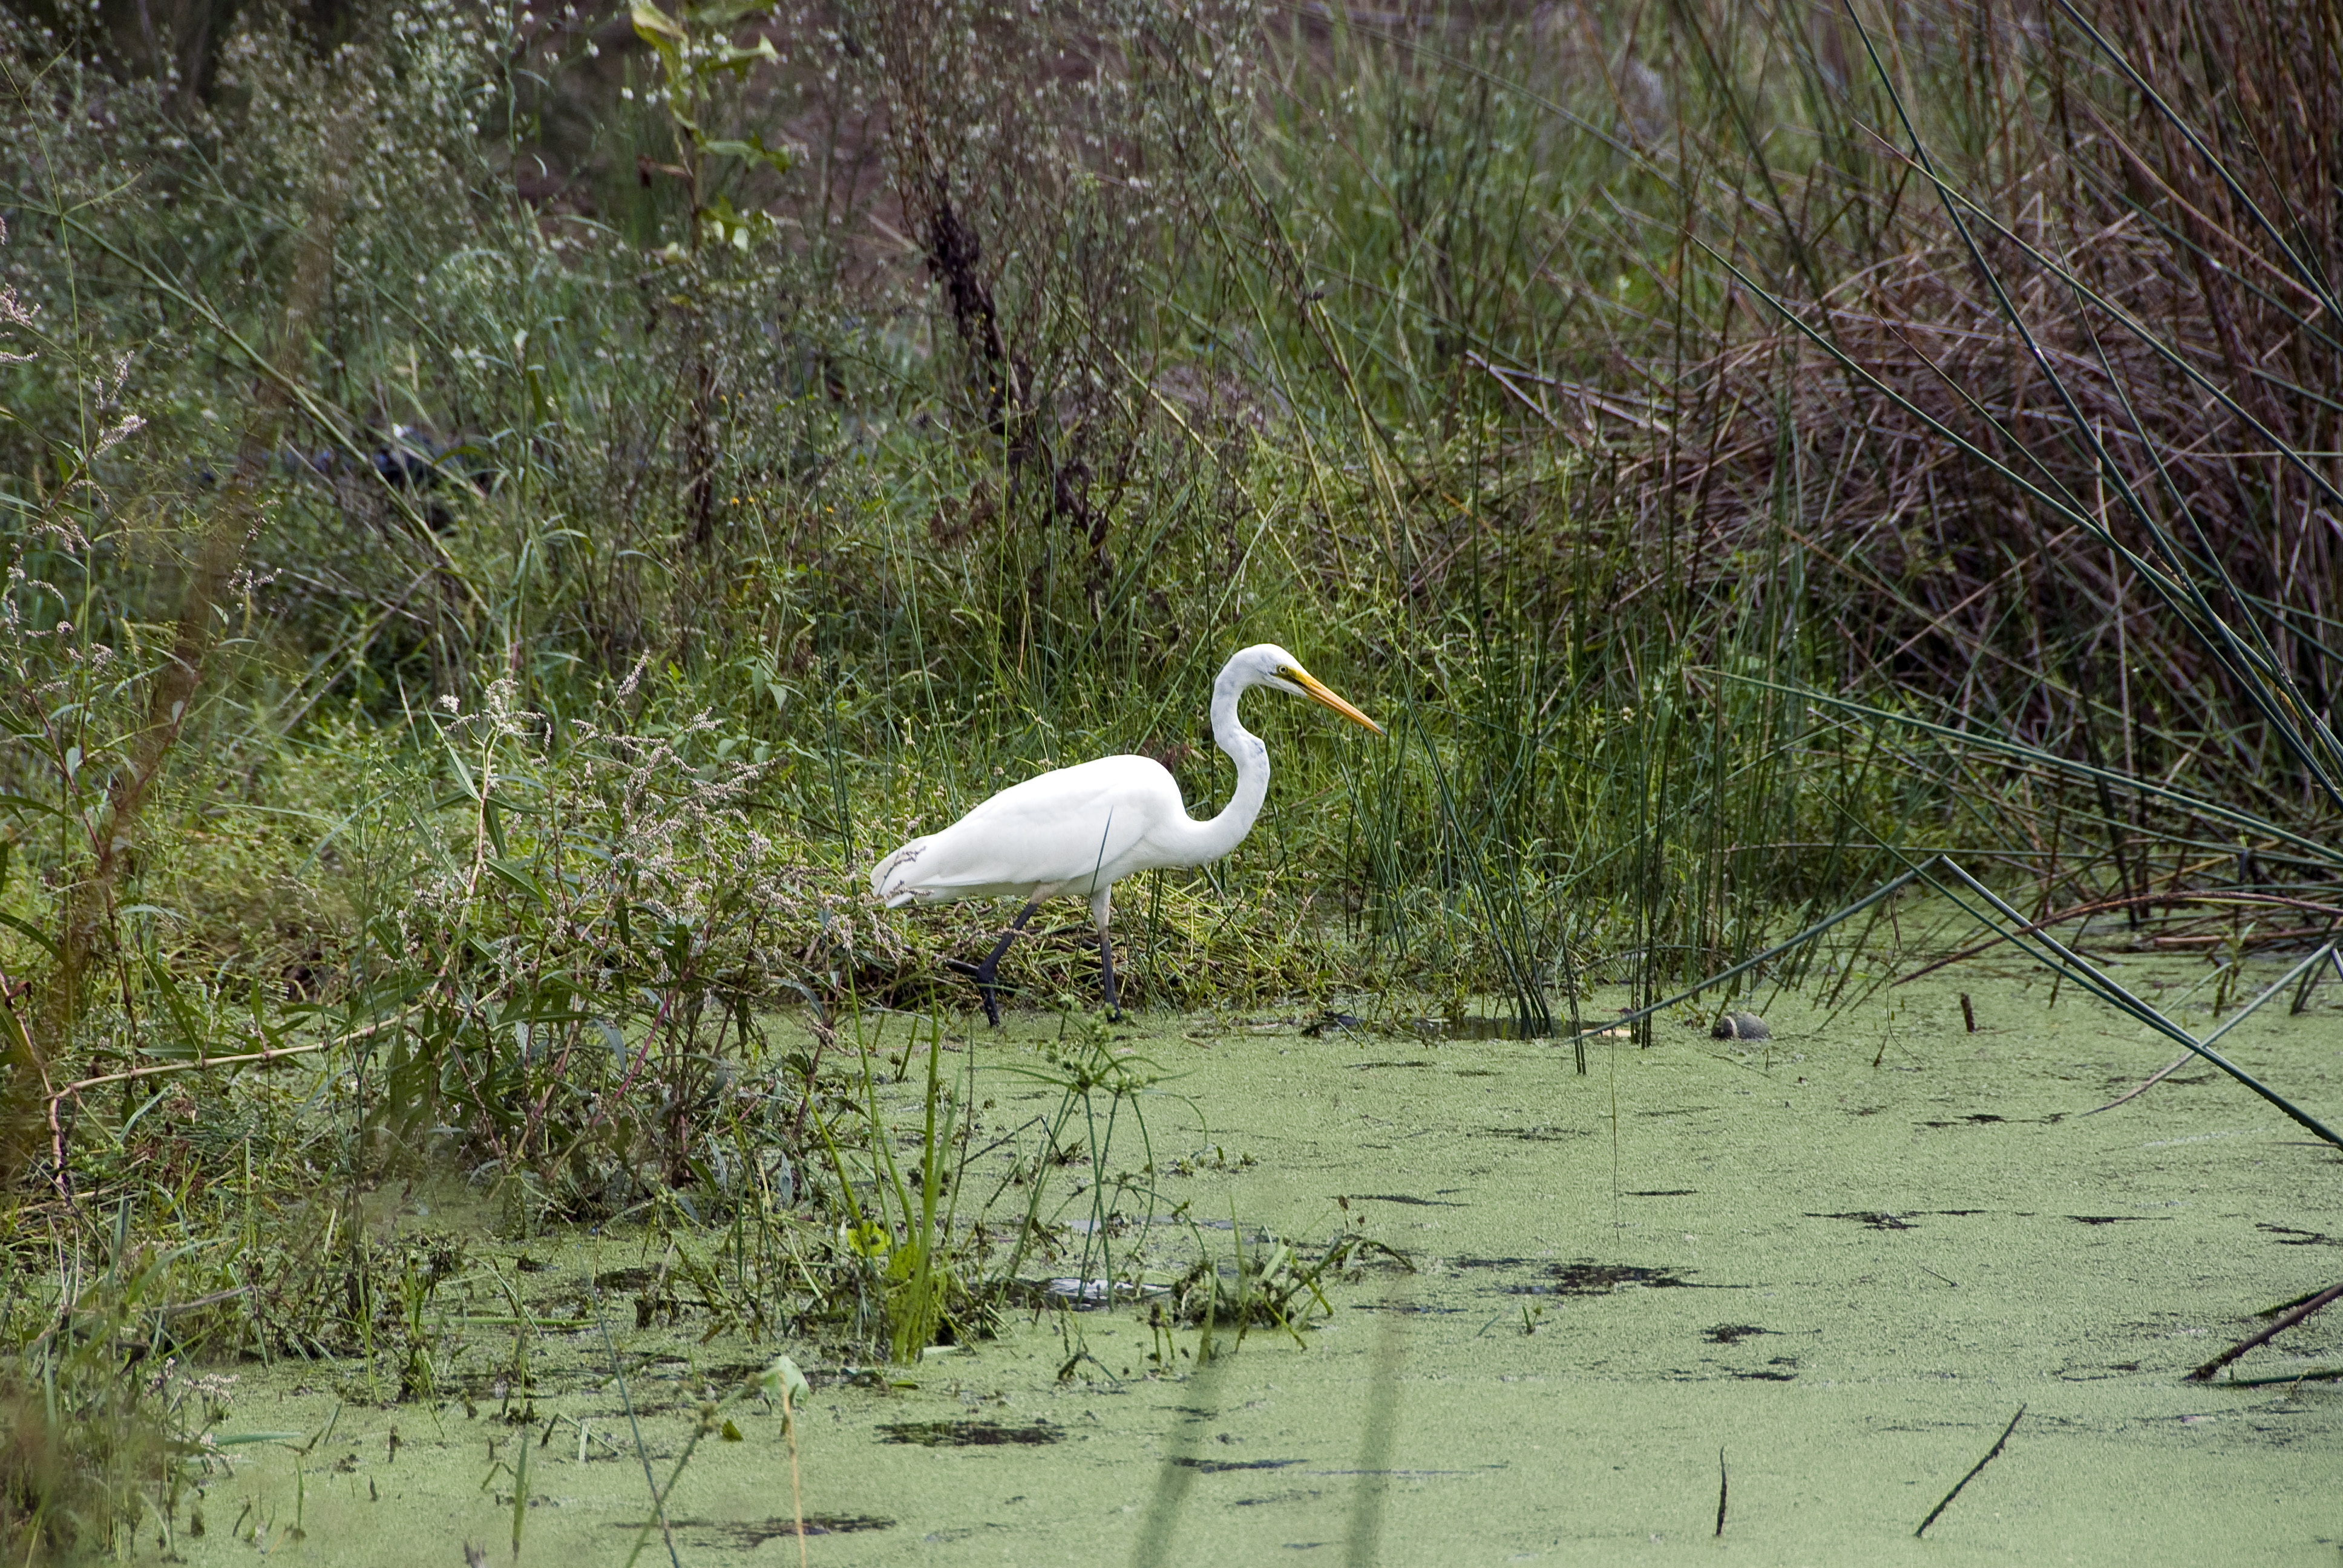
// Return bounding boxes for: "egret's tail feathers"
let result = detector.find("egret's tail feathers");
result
[870,837,931,904]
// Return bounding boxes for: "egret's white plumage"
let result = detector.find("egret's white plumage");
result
[871,644,1380,1022]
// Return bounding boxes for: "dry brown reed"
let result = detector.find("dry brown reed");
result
[1623,0,2341,820]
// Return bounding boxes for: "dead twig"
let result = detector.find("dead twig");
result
[1895,892,2343,987]
[2187,1282,2343,1383]
[1914,1405,2025,1538]
[2081,1050,2195,1116]
[36,1011,411,1200]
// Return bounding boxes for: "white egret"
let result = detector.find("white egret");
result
[871,644,1383,1024]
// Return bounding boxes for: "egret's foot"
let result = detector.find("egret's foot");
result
[943,958,1004,1027]
[945,898,1041,1030]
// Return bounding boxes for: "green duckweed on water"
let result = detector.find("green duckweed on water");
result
[147,964,2342,1567]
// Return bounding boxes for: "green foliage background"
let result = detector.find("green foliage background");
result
[3,0,2340,1547]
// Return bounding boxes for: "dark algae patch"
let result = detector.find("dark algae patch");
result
[1546,1261,1698,1293]
[1339,1192,1468,1207]
[1918,1111,2069,1127]
[591,1267,659,1291]
[1481,1123,1588,1141]
[1703,1324,1772,1344]
[1449,1258,1725,1295]
[876,1420,1064,1446]
[1533,1262,1714,1295]
[612,1515,896,1543]
[1167,1456,1304,1472]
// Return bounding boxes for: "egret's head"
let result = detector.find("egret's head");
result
[1236,644,1384,735]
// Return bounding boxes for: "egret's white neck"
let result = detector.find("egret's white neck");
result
[1164,659,1271,867]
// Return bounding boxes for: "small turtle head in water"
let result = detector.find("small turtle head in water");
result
[1711,1010,1770,1041]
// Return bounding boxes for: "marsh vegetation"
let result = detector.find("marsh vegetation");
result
[2,0,2339,1558]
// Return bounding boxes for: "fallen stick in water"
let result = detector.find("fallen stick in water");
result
[2188,1281,2343,1382]
[1914,1405,2025,1538]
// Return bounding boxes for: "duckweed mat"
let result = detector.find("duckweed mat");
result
[162,970,2342,1566]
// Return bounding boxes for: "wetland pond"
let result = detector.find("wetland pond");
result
[160,964,2342,1566]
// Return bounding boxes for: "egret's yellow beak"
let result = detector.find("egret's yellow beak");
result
[1286,666,1384,736]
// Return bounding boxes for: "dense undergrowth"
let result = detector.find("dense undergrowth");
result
[2,0,2339,1555]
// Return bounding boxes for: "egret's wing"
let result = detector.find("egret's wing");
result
[890,757,1176,895]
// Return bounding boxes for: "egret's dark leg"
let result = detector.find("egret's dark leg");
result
[944,899,1041,1027]
[1089,887,1121,1022]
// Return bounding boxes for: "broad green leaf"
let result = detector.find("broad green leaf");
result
[0,910,59,959]
[629,0,686,42]
[483,857,549,908]
[702,134,795,174]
